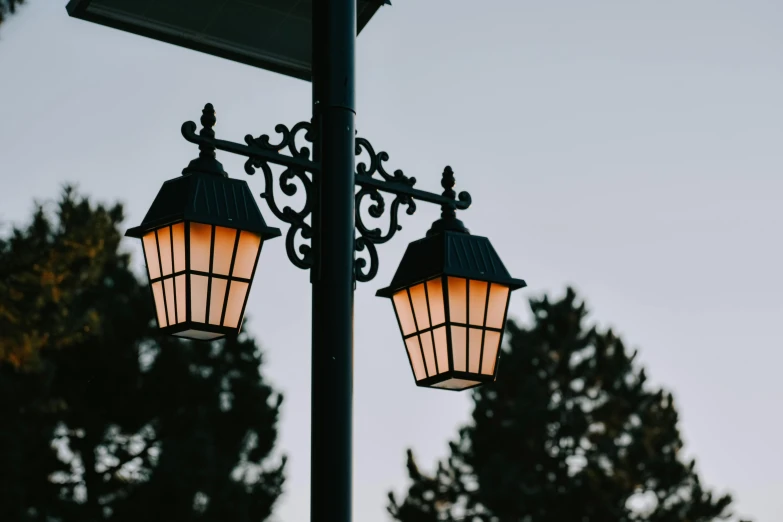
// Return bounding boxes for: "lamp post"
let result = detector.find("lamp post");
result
[73,0,526,520]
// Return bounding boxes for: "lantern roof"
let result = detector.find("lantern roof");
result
[125,172,281,239]
[376,230,527,298]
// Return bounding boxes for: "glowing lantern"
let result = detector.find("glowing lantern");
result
[126,170,280,340]
[377,222,526,391]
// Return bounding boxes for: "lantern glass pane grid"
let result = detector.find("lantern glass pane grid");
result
[391,275,512,391]
[141,221,263,341]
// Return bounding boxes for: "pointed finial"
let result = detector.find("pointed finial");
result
[426,166,469,236]
[182,103,227,177]
[198,103,217,157]
[440,166,457,220]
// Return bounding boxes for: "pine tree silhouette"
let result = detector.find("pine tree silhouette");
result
[0,188,285,521]
[389,288,749,522]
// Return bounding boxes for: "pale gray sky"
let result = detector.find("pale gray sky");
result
[1,1,782,520]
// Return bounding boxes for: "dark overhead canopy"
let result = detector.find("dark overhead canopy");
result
[66,0,388,81]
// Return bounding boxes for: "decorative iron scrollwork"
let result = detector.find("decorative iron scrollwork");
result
[182,104,474,282]
[244,122,316,271]
[354,188,416,282]
[182,105,317,271]
[354,136,423,283]
[353,134,472,283]
[245,121,314,162]
[355,137,416,186]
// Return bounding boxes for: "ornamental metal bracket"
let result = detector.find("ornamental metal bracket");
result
[353,138,472,283]
[181,104,317,270]
[180,104,473,283]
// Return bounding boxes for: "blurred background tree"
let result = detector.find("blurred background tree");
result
[0,188,285,521]
[0,0,25,28]
[388,288,749,522]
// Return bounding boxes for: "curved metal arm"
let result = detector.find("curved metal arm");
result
[180,105,475,282]
[182,105,317,270]
[353,135,472,283]
[182,120,318,173]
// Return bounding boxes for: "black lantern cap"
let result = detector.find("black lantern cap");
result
[375,231,526,298]
[127,104,281,240]
[376,167,526,298]
[125,172,281,239]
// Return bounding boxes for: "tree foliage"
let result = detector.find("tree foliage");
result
[388,289,748,522]
[0,0,25,28]
[0,188,285,521]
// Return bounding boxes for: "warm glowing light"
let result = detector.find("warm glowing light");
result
[212,226,237,275]
[388,276,513,391]
[140,221,263,340]
[233,232,262,278]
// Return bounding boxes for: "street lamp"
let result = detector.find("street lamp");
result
[125,106,281,340]
[69,0,525,520]
[376,167,526,390]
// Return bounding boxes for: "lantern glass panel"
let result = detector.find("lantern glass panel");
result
[158,227,173,276]
[164,278,176,325]
[172,222,186,272]
[224,281,249,328]
[432,378,481,390]
[420,332,437,376]
[151,281,166,327]
[175,329,223,341]
[143,232,161,279]
[433,326,449,372]
[190,222,212,272]
[409,283,430,330]
[486,284,510,329]
[233,231,262,279]
[426,278,446,325]
[208,278,228,325]
[468,328,483,372]
[405,337,426,381]
[175,274,187,322]
[451,325,467,371]
[212,226,238,276]
[393,290,416,336]
[190,274,209,323]
[481,330,501,375]
[468,280,488,326]
[447,277,467,323]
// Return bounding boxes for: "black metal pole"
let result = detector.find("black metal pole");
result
[310,0,355,520]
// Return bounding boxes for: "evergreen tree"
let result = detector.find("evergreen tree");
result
[0,188,285,521]
[388,288,748,522]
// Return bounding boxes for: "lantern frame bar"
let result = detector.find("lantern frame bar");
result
[392,292,421,382]
[404,287,430,378]
[204,224,216,327]
[220,232,242,327]
[479,279,491,375]
[416,371,493,390]
[185,221,192,324]
[153,229,170,326]
[465,276,471,371]
[144,271,254,288]
[443,273,455,377]
[140,239,161,329]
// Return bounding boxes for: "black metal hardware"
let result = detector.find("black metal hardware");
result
[180,106,474,283]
